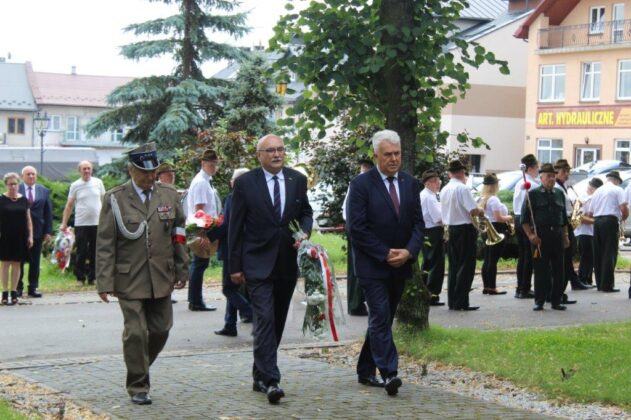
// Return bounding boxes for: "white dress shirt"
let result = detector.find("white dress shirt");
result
[131,180,153,202]
[440,178,478,225]
[484,195,507,223]
[554,182,573,216]
[186,169,220,217]
[420,187,442,228]
[376,167,400,201]
[591,181,627,218]
[513,173,540,216]
[574,195,594,236]
[263,168,286,217]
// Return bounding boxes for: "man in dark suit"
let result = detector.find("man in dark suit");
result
[229,134,313,404]
[347,129,424,396]
[18,165,53,298]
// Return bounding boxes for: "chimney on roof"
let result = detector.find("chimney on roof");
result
[71,65,76,75]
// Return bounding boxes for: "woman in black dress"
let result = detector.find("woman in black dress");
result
[0,172,33,305]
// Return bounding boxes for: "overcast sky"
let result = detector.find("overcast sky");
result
[0,0,293,78]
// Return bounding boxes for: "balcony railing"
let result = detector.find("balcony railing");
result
[539,19,631,50]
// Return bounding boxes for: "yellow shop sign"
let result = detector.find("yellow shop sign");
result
[536,106,631,129]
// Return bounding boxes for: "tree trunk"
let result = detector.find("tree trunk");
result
[380,0,430,329]
[181,0,194,79]
[379,0,418,174]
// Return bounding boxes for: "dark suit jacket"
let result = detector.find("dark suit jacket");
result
[228,167,313,280]
[347,167,424,280]
[19,183,53,240]
[215,192,232,261]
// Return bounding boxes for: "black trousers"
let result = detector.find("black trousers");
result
[74,225,97,282]
[593,216,618,291]
[516,223,534,294]
[18,237,43,292]
[533,227,564,306]
[247,260,296,385]
[481,223,507,289]
[422,227,445,297]
[563,228,578,290]
[577,234,594,285]
[346,238,365,314]
[356,275,405,379]
[447,224,477,309]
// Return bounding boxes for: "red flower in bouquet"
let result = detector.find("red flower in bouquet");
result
[185,210,224,258]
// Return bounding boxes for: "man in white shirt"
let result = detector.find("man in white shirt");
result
[590,170,629,293]
[186,149,221,311]
[60,160,105,285]
[420,170,445,306]
[513,154,539,299]
[441,160,484,311]
[575,177,602,287]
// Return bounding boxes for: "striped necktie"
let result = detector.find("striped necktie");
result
[273,175,281,221]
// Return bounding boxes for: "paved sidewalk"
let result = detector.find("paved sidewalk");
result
[8,349,551,419]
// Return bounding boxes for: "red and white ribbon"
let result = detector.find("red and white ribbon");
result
[318,250,339,342]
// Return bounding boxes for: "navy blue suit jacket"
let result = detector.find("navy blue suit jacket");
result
[19,183,53,240]
[347,167,424,280]
[215,192,232,261]
[228,167,313,280]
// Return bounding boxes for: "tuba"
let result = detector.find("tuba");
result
[293,163,319,189]
[472,215,505,246]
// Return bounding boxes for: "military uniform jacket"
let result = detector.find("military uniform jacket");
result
[96,181,189,300]
[520,186,569,228]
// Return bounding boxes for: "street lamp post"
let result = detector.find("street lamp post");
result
[33,111,50,176]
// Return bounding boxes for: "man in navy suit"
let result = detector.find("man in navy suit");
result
[18,166,53,298]
[229,134,313,404]
[347,129,424,396]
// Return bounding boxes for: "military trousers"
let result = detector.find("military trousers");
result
[515,223,534,294]
[593,216,618,291]
[533,226,564,306]
[119,296,173,396]
[447,224,477,309]
[421,226,445,297]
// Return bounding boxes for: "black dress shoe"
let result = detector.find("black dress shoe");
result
[561,295,577,304]
[358,375,385,388]
[484,289,507,295]
[16,290,23,298]
[601,288,620,293]
[429,301,446,306]
[384,376,402,396]
[571,282,590,291]
[253,380,268,394]
[171,299,177,304]
[514,291,534,299]
[533,304,544,311]
[266,383,285,404]
[455,306,480,311]
[214,327,237,337]
[188,303,217,311]
[27,291,42,298]
[551,304,567,311]
[349,309,369,316]
[131,392,152,405]
[241,317,253,323]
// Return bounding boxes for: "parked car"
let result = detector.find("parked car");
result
[569,160,631,186]
[496,170,523,192]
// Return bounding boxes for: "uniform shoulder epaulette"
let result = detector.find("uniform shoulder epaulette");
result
[156,182,178,192]
[107,185,126,194]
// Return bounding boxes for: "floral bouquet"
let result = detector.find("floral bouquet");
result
[290,221,345,341]
[185,210,223,258]
[51,228,75,272]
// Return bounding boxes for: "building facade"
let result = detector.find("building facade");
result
[516,0,631,166]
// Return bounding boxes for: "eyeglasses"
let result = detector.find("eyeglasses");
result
[258,147,286,154]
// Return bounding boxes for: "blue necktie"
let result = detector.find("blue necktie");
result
[273,175,281,221]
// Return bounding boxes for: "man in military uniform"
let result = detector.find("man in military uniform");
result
[96,143,188,405]
[520,163,570,311]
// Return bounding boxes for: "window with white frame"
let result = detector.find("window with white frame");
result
[589,6,605,34]
[618,60,631,100]
[65,116,80,141]
[539,64,565,102]
[111,127,124,143]
[615,139,631,163]
[581,62,601,101]
[49,115,62,131]
[537,138,563,164]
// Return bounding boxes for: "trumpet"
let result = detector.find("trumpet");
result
[472,215,505,246]
[506,218,515,236]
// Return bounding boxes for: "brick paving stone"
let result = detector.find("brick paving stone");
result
[11,350,554,419]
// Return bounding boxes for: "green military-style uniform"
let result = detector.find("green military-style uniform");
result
[96,143,188,400]
[520,164,569,309]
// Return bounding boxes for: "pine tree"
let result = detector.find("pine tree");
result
[221,52,282,138]
[87,0,248,149]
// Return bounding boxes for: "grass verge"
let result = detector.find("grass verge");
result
[397,323,631,409]
[0,399,25,420]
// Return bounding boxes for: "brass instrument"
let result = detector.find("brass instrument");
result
[293,162,318,189]
[506,216,515,236]
[570,199,583,230]
[472,215,505,246]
